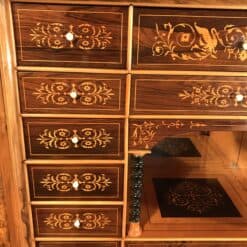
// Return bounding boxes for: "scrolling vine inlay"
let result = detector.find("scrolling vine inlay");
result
[30,23,112,50]
[33,81,115,105]
[37,128,113,149]
[40,173,112,192]
[44,212,111,230]
[152,22,247,61]
[131,120,207,149]
[179,85,247,107]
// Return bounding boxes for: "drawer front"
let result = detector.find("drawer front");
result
[18,72,126,114]
[28,164,124,201]
[12,3,127,68]
[126,242,247,247]
[32,205,122,237]
[37,242,120,247]
[129,119,247,149]
[23,118,124,159]
[133,8,247,71]
[131,75,247,115]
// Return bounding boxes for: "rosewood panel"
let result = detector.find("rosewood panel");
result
[37,242,121,247]
[125,242,247,247]
[28,164,124,201]
[32,205,122,237]
[12,3,127,68]
[18,72,126,114]
[133,8,247,71]
[23,118,124,159]
[130,75,247,115]
[129,119,247,149]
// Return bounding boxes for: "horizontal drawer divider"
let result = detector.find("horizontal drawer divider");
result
[35,237,122,242]
[25,160,125,165]
[21,114,126,119]
[30,201,124,206]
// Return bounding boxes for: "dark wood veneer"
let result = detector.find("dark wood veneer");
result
[133,8,247,71]
[28,164,124,201]
[23,118,124,159]
[37,242,121,247]
[18,72,126,114]
[12,3,128,68]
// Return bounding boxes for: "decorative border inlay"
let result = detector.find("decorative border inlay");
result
[131,120,207,149]
[40,173,112,192]
[37,128,113,150]
[30,23,112,50]
[33,81,115,106]
[44,212,111,230]
[152,22,247,61]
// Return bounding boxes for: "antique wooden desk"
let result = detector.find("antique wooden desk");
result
[1,0,247,246]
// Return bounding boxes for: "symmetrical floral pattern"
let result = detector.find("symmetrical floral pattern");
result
[178,85,247,108]
[30,23,112,50]
[40,173,112,192]
[37,128,112,149]
[44,212,111,230]
[152,22,247,61]
[131,120,207,149]
[179,85,247,107]
[33,81,114,105]
[168,180,224,215]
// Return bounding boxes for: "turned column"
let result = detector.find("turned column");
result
[128,151,151,237]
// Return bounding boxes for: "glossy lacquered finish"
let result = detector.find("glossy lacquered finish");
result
[32,205,122,237]
[133,8,247,71]
[12,3,128,68]
[130,75,247,115]
[23,118,124,159]
[37,242,121,247]
[18,72,126,114]
[28,164,124,201]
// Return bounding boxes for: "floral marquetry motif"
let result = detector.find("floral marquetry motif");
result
[152,22,247,61]
[40,173,112,192]
[179,85,247,107]
[33,81,115,106]
[131,120,207,149]
[44,212,111,230]
[37,128,113,150]
[30,23,112,50]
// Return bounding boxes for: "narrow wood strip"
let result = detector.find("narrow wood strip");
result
[31,201,124,205]
[25,160,125,164]
[22,114,126,119]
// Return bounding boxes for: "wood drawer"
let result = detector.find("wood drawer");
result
[130,75,247,115]
[32,205,122,237]
[37,242,120,247]
[133,8,247,71]
[28,164,124,201]
[125,242,247,247]
[18,72,126,114]
[12,3,127,68]
[23,118,124,159]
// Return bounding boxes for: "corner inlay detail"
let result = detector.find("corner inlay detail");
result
[131,120,207,149]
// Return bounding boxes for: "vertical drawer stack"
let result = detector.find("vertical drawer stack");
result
[12,3,128,246]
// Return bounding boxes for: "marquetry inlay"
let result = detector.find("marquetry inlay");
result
[179,85,247,107]
[44,212,111,230]
[30,23,112,50]
[33,81,115,106]
[37,128,113,149]
[131,120,207,149]
[152,22,247,61]
[40,173,112,192]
